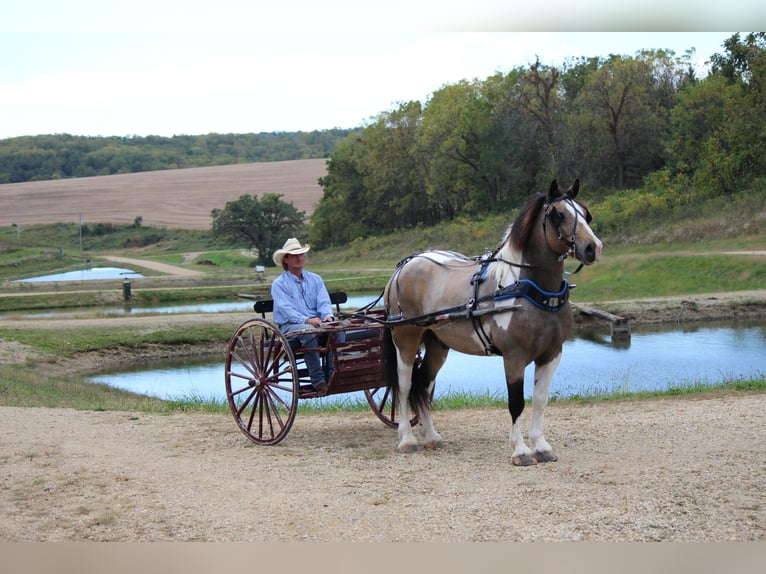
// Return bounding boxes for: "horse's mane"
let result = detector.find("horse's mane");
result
[509,193,547,252]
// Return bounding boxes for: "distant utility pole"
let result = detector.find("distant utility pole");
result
[79,213,83,258]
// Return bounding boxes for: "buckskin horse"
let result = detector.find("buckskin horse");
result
[383,179,602,465]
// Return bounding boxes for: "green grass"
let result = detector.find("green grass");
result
[1,322,234,357]
[571,252,766,301]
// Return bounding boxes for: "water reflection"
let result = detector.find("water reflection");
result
[90,319,766,403]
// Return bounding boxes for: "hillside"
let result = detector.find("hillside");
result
[0,158,327,230]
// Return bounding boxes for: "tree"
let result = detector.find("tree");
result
[211,193,305,266]
[568,54,670,189]
[309,135,369,246]
[520,59,561,172]
[667,33,766,194]
[309,101,428,246]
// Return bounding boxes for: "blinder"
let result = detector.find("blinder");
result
[543,195,592,260]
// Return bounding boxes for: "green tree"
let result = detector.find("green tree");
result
[309,135,369,246]
[519,59,562,173]
[568,53,672,188]
[418,79,508,215]
[310,101,427,246]
[666,33,766,194]
[211,193,305,266]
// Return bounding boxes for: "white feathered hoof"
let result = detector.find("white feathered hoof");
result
[423,439,445,450]
[397,441,419,453]
[512,453,538,466]
[533,450,558,463]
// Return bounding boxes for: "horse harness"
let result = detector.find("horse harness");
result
[368,195,589,355]
[381,251,572,356]
[467,255,571,355]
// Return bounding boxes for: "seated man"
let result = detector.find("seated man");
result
[271,237,344,393]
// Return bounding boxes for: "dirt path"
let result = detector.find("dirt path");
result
[103,255,203,277]
[1,393,764,542]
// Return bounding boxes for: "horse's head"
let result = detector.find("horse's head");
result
[543,179,602,265]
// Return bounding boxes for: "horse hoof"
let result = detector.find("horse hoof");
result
[424,440,445,450]
[512,454,538,466]
[533,451,558,463]
[397,443,419,453]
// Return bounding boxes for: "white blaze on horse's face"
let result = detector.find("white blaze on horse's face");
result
[560,199,603,264]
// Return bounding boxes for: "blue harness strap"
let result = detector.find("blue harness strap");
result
[495,279,570,311]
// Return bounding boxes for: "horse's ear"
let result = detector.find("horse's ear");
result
[569,178,580,199]
[548,179,559,201]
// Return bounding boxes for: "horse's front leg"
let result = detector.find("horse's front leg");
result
[504,356,536,466]
[528,355,561,463]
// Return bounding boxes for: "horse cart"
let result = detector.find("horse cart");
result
[225,291,409,445]
[226,180,602,463]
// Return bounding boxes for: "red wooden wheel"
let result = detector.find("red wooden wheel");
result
[365,385,402,427]
[364,349,423,428]
[225,318,299,445]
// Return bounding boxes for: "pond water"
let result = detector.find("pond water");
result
[89,319,766,404]
[0,294,381,320]
[14,267,143,283]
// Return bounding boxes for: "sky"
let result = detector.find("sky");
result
[2,2,762,139]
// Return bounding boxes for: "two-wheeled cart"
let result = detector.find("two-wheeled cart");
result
[225,292,415,445]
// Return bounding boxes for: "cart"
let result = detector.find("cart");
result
[225,292,417,445]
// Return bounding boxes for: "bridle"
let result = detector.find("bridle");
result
[543,195,592,267]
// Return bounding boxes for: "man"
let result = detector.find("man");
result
[270,237,344,393]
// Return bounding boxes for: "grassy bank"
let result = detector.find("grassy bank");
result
[1,361,763,414]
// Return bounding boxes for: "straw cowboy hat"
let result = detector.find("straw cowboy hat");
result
[272,237,310,266]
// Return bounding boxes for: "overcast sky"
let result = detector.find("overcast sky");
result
[2,2,760,139]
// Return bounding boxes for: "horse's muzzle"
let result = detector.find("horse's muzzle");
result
[581,240,602,264]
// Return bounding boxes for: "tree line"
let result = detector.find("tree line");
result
[0,129,356,183]
[308,33,766,247]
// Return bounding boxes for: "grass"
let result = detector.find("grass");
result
[571,251,766,302]
[1,321,234,356]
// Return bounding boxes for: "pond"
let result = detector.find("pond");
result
[0,293,381,320]
[13,267,143,283]
[89,319,766,404]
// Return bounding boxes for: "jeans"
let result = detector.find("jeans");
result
[281,323,345,387]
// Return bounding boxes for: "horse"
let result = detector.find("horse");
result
[382,179,602,465]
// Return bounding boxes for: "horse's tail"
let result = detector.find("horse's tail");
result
[383,327,431,414]
[383,327,400,405]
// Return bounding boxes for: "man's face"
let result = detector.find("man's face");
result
[285,253,305,275]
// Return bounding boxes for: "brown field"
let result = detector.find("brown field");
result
[0,159,327,230]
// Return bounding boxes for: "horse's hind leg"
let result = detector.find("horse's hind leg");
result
[391,329,423,453]
[417,333,449,450]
